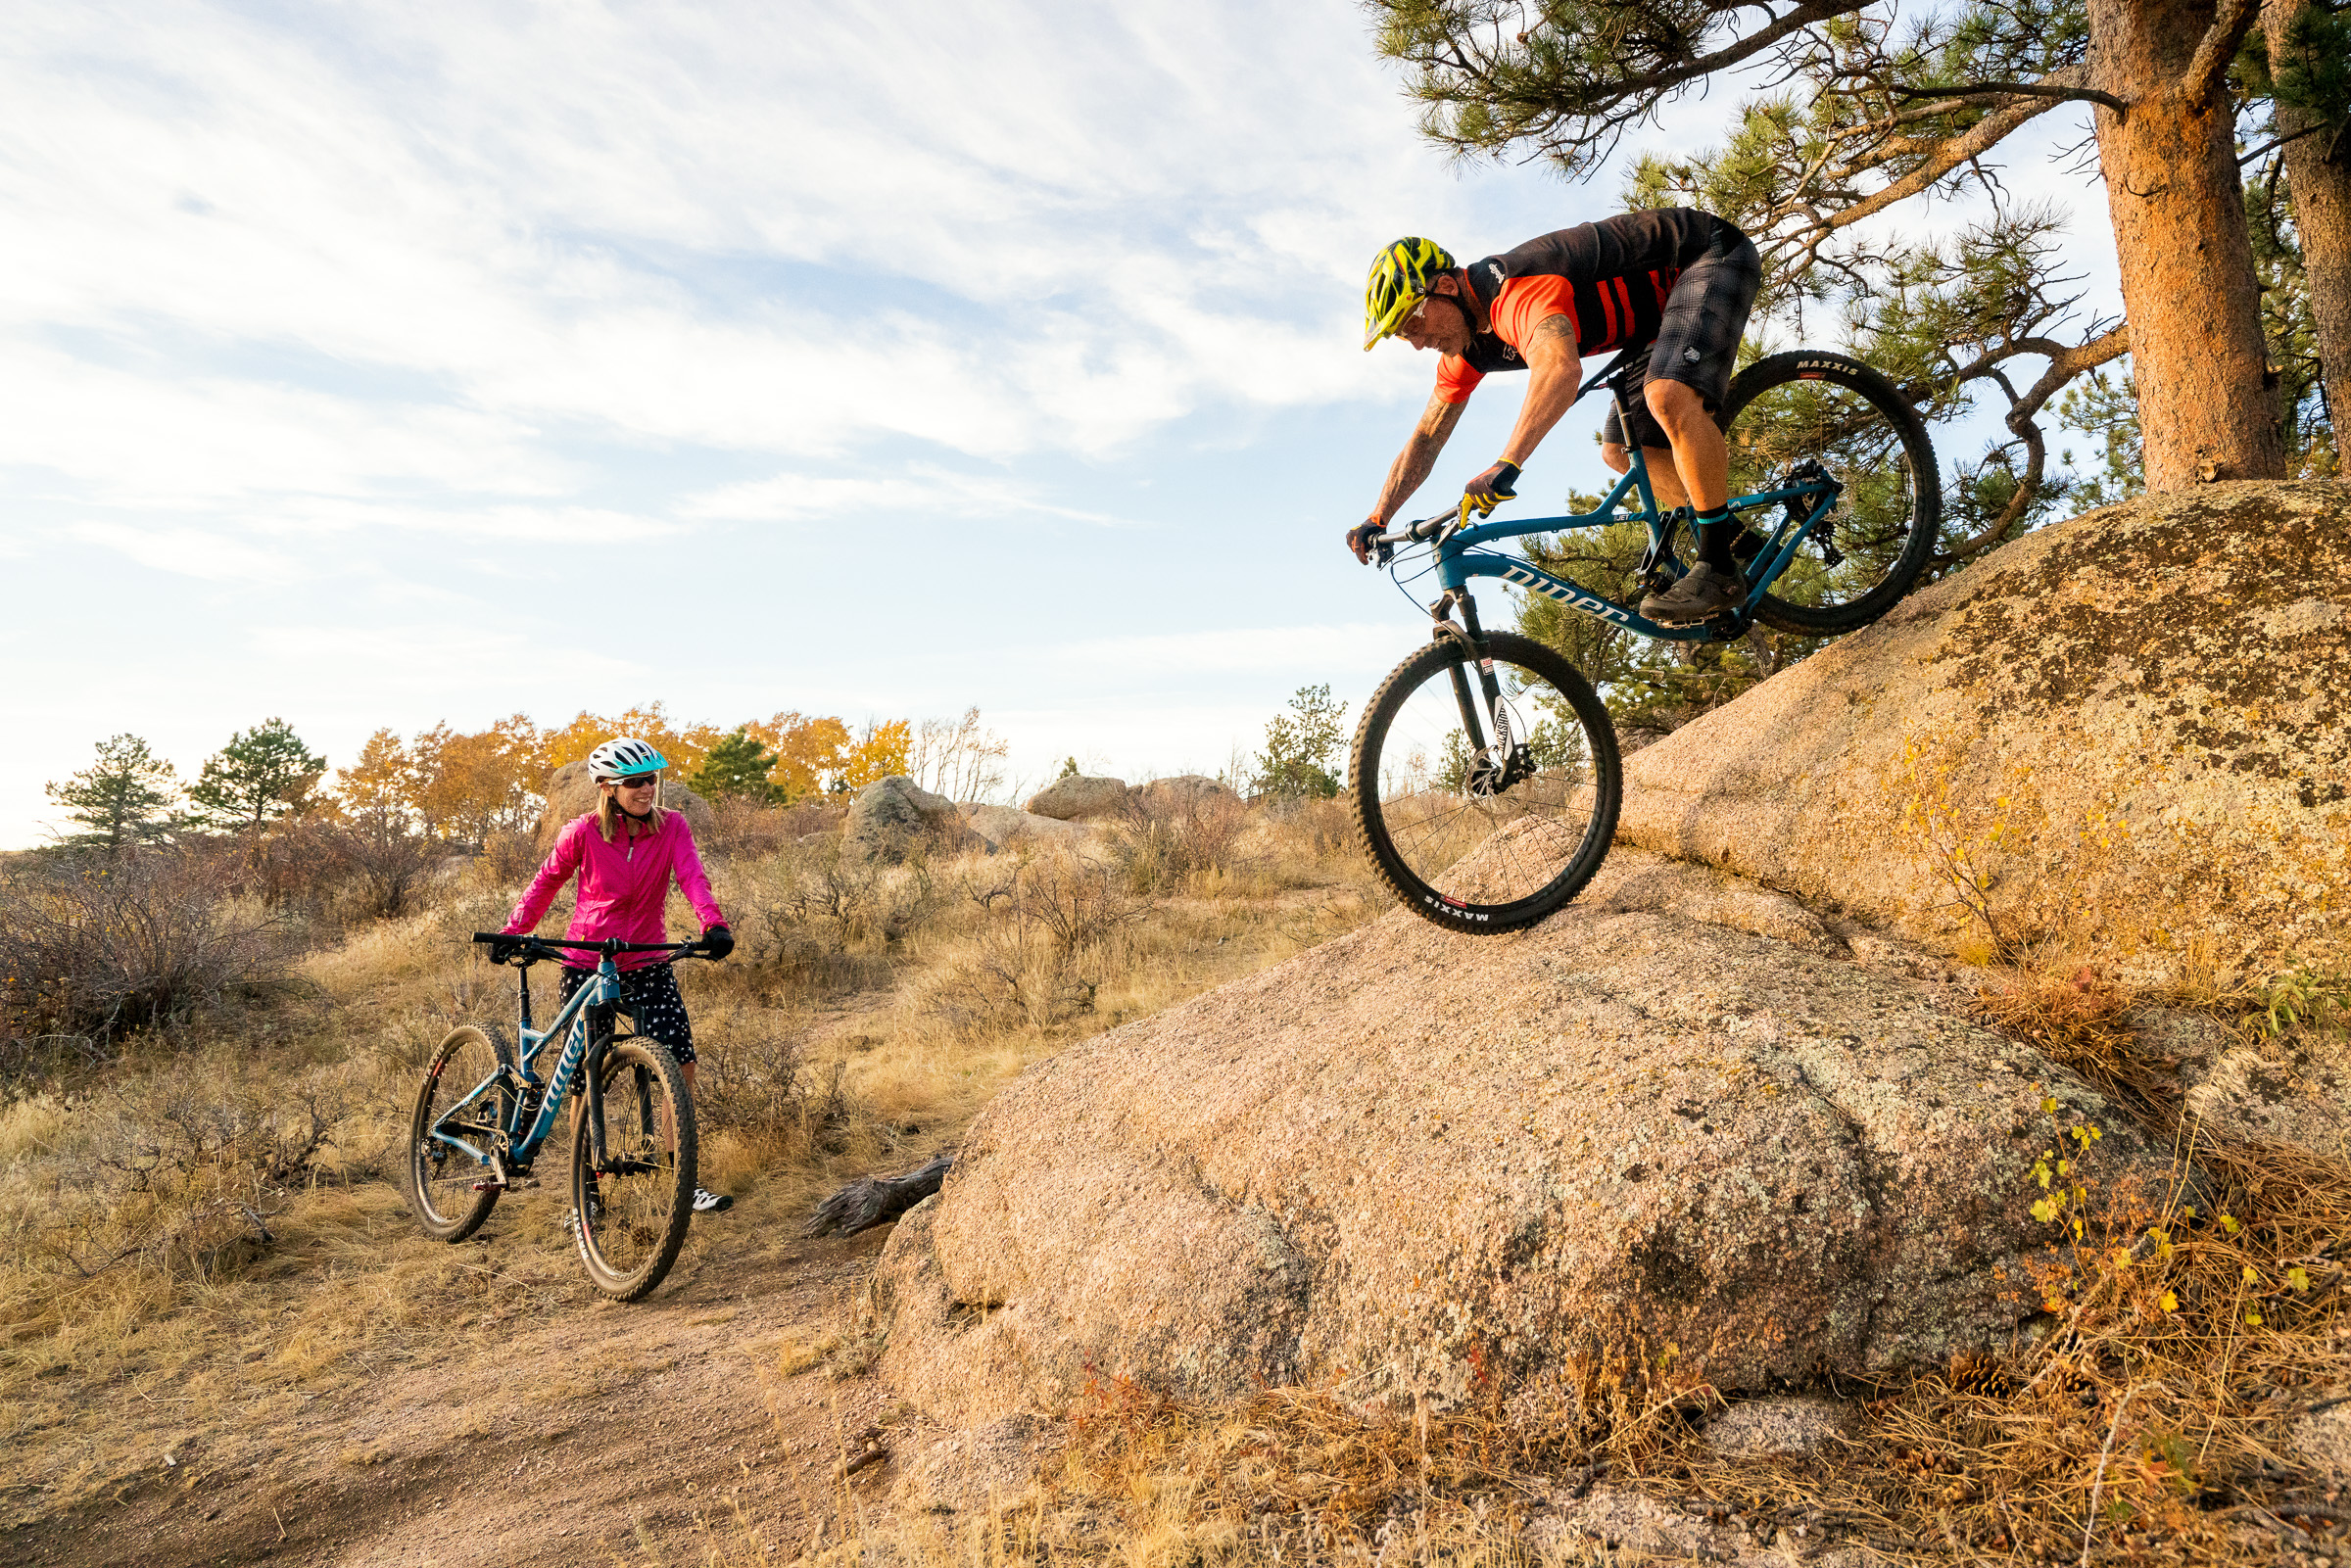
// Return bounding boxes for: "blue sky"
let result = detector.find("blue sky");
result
[4,1,2123,842]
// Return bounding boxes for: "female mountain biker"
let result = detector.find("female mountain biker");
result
[500,735,738,1214]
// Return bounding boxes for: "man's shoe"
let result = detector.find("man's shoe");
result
[1640,563,1745,627]
[693,1188,734,1214]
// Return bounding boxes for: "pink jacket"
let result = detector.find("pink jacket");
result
[504,812,726,970]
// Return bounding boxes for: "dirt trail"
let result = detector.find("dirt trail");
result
[6,1212,897,1568]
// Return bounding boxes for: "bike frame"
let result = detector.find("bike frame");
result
[1425,380,1843,644]
[427,941,687,1180]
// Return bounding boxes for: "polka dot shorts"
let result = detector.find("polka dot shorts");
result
[557,963,696,1065]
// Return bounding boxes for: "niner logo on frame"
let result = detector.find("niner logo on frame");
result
[1499,564,1636,626]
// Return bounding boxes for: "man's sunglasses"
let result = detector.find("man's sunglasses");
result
[613,774,660,789]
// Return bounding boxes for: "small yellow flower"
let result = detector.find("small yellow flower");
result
[2159,1291,2179,1312]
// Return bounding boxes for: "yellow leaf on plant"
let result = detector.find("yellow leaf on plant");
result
[2242,1264,2260,1284]
[2246,1308,2264,1326]
[2159,1291,2179,1311]
[2288,1266,2312,1293]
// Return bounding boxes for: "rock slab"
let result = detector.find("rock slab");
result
[880,850,2178,1426]
[1615,481,2351,985]
[1024,775,1129,821]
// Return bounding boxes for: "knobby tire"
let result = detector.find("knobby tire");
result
[1351,631,1620,934]
[1722,350,1941,636]
[405,1025,511,1243]
[569,1037,696,1303]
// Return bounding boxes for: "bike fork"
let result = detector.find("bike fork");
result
[1432,591,1508,757]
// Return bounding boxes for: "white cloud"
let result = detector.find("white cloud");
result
[680,466,1135,528]
[70,520,298,583]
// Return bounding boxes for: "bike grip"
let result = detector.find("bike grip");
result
[471,932,505,943]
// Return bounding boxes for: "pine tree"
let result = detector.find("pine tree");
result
[690,729,786,803]
[1255,686,1348,799]
[1371,0,2286,491]
[44,734,181,853]
[188,718,326,833]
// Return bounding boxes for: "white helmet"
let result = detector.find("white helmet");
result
[587,736,667,783]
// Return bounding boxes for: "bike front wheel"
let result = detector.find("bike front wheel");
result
[1351,630,1621,934]
[405,1025,510,1243]
[1723,350,1941,636]
[569,1038,696,1303]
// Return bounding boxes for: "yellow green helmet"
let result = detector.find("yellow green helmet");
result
[1364,237,1457,350]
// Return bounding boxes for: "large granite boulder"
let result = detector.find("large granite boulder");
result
[534,761,716,854]
[1615,481,2351,986]
[1024,775,1129,821]
[845,776,984,865]
[961,803,1083,849]
[879,848,2180,1426]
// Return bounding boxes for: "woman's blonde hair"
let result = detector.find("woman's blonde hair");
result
[595,783,668,842]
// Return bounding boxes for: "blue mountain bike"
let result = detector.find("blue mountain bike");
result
[402,932,716,1302]
[1352,348,1940,933]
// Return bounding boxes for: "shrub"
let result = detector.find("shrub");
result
[1107,784,1250,893]
[2,1052,380,1285]
[0,849,288,1050]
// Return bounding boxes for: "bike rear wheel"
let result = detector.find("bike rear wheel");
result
[1351,630,1620,934]
[569,1038,696,1303]
[1723,350,1941,636]
[405,1025,510,1243]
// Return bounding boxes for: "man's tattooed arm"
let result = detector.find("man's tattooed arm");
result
[1369,390,1467,524]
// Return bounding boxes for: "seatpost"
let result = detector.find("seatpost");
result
[517,963,533,1030]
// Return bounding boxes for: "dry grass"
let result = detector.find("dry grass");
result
[0,796,1381,1535]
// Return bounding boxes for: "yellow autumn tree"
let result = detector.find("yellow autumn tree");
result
[410,716,545,845]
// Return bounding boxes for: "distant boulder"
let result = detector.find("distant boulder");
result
[846,777,985,865]
[535,761,716,855]
[1024,775,1129,821]
[962,804,1082,848]
[1131,775,1240,816]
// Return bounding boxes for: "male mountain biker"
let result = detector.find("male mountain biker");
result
[499,736,738,1216]
[1348,211,1764,626]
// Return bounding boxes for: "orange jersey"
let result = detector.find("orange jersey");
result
[1428,209,1730,404]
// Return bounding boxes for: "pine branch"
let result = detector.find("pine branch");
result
[2183,0,2262,110]
[1891,79,2128,115]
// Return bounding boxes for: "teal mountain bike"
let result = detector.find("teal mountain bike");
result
[402,932,717,1301]
[1352,348,1940,934]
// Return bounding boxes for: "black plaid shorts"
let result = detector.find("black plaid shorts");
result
[1601,219,1763,452]
[557,963,696,1065]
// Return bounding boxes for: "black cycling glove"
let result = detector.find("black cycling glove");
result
[1346,520,1384,564]
[1463,459,1519,516]
[699,925,735,961]
[486,935,524,966]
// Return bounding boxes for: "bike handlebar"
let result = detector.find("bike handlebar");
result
[471,932,706,964]
[1372,505,1465,548]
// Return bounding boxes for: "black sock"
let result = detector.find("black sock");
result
[1694,504,1735,571]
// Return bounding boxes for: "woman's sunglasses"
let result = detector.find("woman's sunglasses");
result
[613,774,660,789]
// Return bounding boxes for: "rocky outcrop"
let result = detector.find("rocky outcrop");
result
[845,777,984,865]
[1131,774,1239,815]
[880,848,2181,1426]
[1024,775,1129,821]
[962,803,1083,849]
[1615,482,2351,986]
[534,761,716,853]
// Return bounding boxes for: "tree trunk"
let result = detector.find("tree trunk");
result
[2089,0,2288,489]
[2264,0,2351,432]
